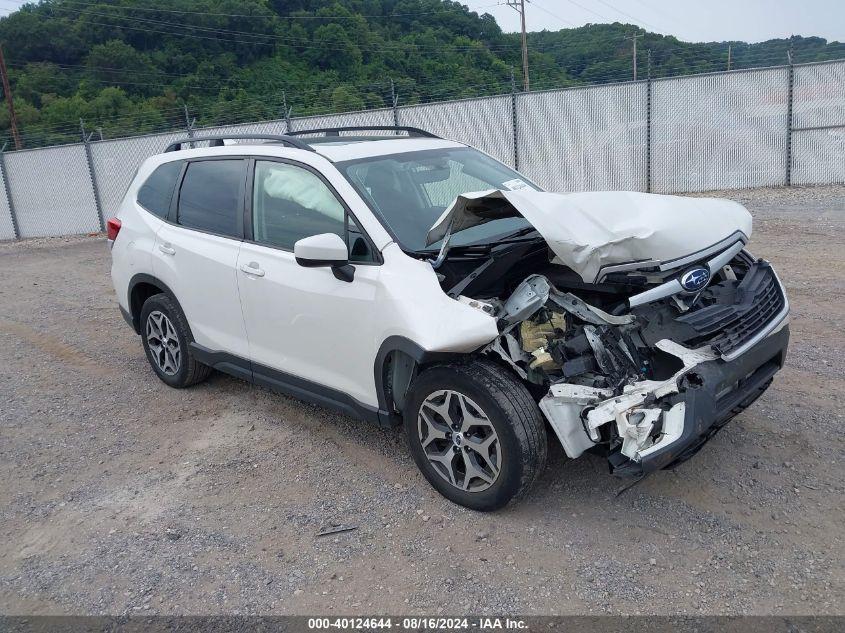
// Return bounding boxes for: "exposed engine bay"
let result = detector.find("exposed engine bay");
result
[429,190,790,475]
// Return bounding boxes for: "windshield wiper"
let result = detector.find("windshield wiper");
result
[454,226,541,251]
[416,226,541,256]
[415,226,541,260]
[493,226,540,242]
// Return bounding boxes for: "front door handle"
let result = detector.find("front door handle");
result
[158,243,175,256]
[240,262,265,277]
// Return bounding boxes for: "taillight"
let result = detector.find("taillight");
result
[106,217,122,242]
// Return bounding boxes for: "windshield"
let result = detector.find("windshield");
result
[336,147,540,251]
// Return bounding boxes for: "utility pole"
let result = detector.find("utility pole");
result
[0,45,22,150]
[629,32,645,81]
[507,0,530,92]
[727,44,732,71]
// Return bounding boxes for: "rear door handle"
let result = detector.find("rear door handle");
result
[158,243,175,256]
[240,262,265,277]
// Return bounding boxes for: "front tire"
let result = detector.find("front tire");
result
[140,293,212,388]
[403,359,547,511]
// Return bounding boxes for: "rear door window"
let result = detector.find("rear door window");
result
[177,160,245,238]
[137,160,183,218]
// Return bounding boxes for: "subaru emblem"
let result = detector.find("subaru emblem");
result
[680,267,711,292]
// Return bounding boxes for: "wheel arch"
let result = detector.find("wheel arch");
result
[127,273,180,335]
[374,335,469,425]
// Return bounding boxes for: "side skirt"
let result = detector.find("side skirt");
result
[189,343,391,427]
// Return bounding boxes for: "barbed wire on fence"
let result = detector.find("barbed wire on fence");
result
[0,57,842,241]
[12,46,845,150]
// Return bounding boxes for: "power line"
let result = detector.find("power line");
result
[9,45,836,112]
[13,47,845,148]
[3,0,504,20]
[20,2,843,65]
[3,3,607,56]
[13,40,834,76]
[4,3,843,144]
[629,0,682,28]
[591,0,662,31]
[557,0,617,23]
[15,76,527,138]
[529,2,577,28]
[3,59,409,96]
[9,35,833,89]
[31,4,530,54]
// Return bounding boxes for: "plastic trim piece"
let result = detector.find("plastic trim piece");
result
[719,268,790,361]
[372,335,466,424]
[188,343,388,425]
[127,273,179,333]
[627,238,747,308]
[594,231,748,283]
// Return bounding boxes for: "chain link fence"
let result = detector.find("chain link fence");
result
[516,81,648,192]
[651,66,791,193]
[0,59,843,240]
[791,61,845,185]
[400,95,515,167]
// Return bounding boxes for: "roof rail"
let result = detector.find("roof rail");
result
[164,134,316,153]
[287,125,440,138]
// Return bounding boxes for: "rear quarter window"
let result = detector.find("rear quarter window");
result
[176,159,245,238]
[137,161,183,218]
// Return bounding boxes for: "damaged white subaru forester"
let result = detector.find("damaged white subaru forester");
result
[109,126,790,511]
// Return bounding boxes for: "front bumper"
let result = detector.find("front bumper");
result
[539,319,790,478]
[611,322,789,477]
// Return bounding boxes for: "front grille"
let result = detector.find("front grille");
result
[676,262,785,357]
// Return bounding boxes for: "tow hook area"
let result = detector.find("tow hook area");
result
[539,340,718,462]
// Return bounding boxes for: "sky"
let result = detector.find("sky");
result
[466,0,845,43]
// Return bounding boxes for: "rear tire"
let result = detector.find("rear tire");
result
[403,359,547,511]
[140,293,212,388]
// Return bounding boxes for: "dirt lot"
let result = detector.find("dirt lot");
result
[0,185,843,616]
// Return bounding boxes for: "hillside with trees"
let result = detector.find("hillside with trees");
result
[0,0,842,148]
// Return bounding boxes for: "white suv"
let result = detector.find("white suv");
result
[110,126,790,511]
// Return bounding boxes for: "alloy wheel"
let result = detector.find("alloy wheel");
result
[146,310,181,376]
[417,389,501,492]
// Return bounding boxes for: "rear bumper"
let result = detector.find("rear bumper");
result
[610,322,789,477]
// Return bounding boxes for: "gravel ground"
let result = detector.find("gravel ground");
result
[0,185,843,616]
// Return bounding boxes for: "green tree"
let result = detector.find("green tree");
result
[12,63,76,107]
[307,24,363,74]
[331,85,365,112]
[85,40,156,96]
[0,0,839,148]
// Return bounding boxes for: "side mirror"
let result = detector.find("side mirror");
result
[294,233,355,282]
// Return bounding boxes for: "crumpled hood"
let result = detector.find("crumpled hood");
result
[426,189,753,282]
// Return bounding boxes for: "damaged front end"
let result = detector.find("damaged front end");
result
[475,259,789,476]
[430,190,790,476]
